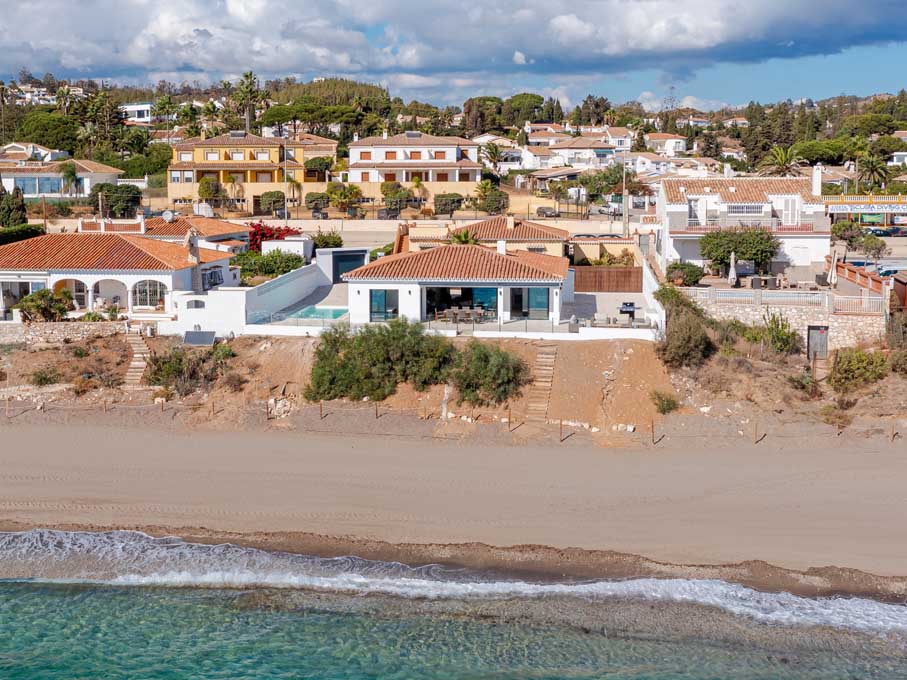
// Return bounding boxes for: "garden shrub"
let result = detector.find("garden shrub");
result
[665,262,705,286]
[146,345,234,396]
[828,348,889,393]
[760,310,801,355]
[786,370,822,399]
[15,288,74,321]
[450,340,530,406]
[221,372,247,392]
[80,311,105,322]
[650,390,679,414]
[0,224,44,246]
[653,284,706,320]
[889,349,907,375]
[231,250,304,279]
[305,192,330,209]
[259,190,285,214]
[656,309,714,368]
[312,229,343,248]
[30,367,60,386]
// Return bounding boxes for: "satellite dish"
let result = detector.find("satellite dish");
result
[162,210,175,223]
[197,203,214,218]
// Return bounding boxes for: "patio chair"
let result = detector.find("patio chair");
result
[449,309,459,323]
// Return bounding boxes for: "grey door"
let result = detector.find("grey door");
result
[807,325,828,360]
[333,253,365,283]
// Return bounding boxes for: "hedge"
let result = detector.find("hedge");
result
[0,224,45,246]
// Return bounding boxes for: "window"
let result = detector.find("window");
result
[38,177,62,193]
[527,246,546,254]
[359,172,370,182]
[30,282,46,293]
[434,150,447,160]
[436,172,449,182]
[360,151,372,161]
[187,300,205,309]
[133,280,168,308]
[285,148,295,159]
[182,171,194,182]
[256,172,271,183]
[369,289,399,321]
[179,152,192,161]
[255,150,269,161]
[231,150,245,161]
[170,171,181,184]
[383,173,397,182]
[203,269,223,290]
[410,151,422,160]
[727,204,762,216]
[13,177,37,194]
[385,151,397,160]
[205,151,219,161]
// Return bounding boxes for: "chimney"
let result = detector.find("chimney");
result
[77,217,84,232]
[505,215,515,230]
[139,214,146,233]
[382,129,388,139]
[811,164,823,197]
[184,227,203,293]
[353,132,359,142]
[496,239,507,255]
[99,218,106,233]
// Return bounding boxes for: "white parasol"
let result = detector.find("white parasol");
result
[828,249,838,287]
[727,251,737,287]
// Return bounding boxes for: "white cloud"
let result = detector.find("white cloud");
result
[512,50,527,65]
[549,13,597,44]
[637,91,729,112]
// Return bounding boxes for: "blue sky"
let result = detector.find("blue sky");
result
[1,1,907,111]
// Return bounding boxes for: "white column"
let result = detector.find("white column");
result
[87,287,95,312]
[126,288,134,313]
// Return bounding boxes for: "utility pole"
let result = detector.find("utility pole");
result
[622,157,629,237]
[284,140,289,228]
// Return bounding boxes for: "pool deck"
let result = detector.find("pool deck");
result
[266,284,350,325]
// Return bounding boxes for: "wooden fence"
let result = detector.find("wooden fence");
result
[572,266,642,293]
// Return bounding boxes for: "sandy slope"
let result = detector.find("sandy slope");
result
[1,424,906,583]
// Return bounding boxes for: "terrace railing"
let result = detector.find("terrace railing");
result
[680,288,885,315]
[683,218,824,233]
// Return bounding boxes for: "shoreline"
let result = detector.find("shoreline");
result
[2,520,906,603]
[1,423,907,602]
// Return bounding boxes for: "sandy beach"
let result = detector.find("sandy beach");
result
[1,422,906,598]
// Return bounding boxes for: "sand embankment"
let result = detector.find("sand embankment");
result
[1,424,906,598]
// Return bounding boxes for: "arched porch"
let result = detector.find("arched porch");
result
[131,280,169,311]
[91,279,128,312]
[53,278,89,310]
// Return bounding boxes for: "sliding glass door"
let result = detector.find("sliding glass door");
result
[369,289,399,321]
[527,287,549,320]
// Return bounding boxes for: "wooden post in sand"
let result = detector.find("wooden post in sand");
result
[753,417,758,445]
[5,396,9,418]
[508,405,512,432]
[375,402,379,420]
[320,400,324,420]
[559,418,564,442]
[160,399,164,413]
[103,399,107,413]
[651,418,655,446]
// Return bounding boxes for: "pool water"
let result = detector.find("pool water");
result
[288,306,348,320]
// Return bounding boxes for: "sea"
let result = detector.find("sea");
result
[1,530,906,679]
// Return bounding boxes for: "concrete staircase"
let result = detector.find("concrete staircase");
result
[525,344,557,423]
[124,327,151,390]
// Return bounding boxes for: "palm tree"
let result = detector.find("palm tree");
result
[152,95,177,129]
[450,229,479,245]
[758,145,807,177]
[77,122,98,156]
[55,86,72,115]
[549,181,569,212]
[856,153,891,191]
[59,161,80,197]
[233,71,260,133]
[482,142,504,175]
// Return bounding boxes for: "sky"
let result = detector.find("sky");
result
[2,0,907,111]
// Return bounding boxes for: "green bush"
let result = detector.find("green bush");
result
[260,190,285,214]
[450,340,530,406]
[700,228,780,271]
[15,288,74,322]
[434,193,464,216]
[80,311,105,322]
[656,308,714,368]
[305,192,330,209]
[665,262,705,286]
[30,367,60,386]
[312,230,343,248]
[653,284,706,320]
[760,310,801,354]
[146,345,235,395]
[650,390,679,414]
[69,345,89,359]
[304,320,457,402]
[231,250,304,279]
[87,183,142,218]
[890,349,907,375]
[828,348,889,393]
[786,370,822,399]
[0,224,44,245]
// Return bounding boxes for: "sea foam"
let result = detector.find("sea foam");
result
[2,529,906,634]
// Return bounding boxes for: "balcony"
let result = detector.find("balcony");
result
[679,218,829,234]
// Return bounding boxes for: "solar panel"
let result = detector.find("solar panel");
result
[183,331,216,347]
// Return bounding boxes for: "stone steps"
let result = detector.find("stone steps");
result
[525,345,558,423]
[123,328,151,390]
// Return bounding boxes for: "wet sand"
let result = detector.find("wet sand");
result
[2,423,907,598]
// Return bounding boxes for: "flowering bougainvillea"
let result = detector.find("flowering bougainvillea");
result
[246,221,301,252]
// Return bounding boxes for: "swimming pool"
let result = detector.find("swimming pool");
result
[288,306,348,320]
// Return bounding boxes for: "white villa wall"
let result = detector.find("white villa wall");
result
[263,237,313,261]
[348,282,422,324]
[246,264,331,322]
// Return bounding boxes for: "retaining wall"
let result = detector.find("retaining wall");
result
[0,321,124,346]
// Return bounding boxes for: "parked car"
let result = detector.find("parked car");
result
[311,209,328,219]
[536,206,559,218]
[886,226,907,236]
[865,227,893,237]
[377,208,400,220]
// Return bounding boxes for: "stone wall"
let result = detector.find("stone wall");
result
[698,302,887,351]
[0,321,124,346]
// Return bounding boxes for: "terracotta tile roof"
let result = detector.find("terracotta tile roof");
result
[80,221,143,233]
[168,161,303,171]
[175,132,280,149]
[289,132,338,146]
[215,239,248,248]
[448,217,569,242]
[645,133,685,141]
[145,217,251,238]
[528,131,570,140]
[0,234,231,271]
[662,178,819,204]
[0,159,123,175]
[349,132,477,147]
[605,126,631,137]
[343,244,568,282]
[524,146,555,156]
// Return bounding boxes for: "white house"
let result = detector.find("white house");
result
[527,131,571,147]
[471,133,517,148]
[602,126,633,151]
[520,146,563,170]
[888,151,907,167]
[120,102,154,126]
[610,152,672,175]
[0,142,69,162]
[549,137,615,169]
[644,133,687,157]
[0,156,123,198]
[722,117,750,128]
[653,170,831,273]
[0,233,237,320]
[343,243,570,325]
[347,131,482,201]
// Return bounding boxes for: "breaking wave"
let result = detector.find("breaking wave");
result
[2,529,906,634]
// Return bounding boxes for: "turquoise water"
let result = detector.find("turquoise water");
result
[2,583,906,679]
[288,306,348,320]
[1,531,906,679]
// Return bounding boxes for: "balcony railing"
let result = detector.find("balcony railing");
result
[682,218,825,233]
[679,288,885,315]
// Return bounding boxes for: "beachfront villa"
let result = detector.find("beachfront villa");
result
[0,233,237,320]
[342,243,571,325]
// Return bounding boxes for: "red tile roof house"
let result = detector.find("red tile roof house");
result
[342,242,572,325]
[76,215,251,253]
[0,233,237,320]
